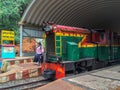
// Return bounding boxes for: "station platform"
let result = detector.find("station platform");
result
[0,57,42,83]
[0,56,34,72]
[0,63,42,83]
[36,65,120,90]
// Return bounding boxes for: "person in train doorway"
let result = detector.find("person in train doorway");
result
[36,42,44,66]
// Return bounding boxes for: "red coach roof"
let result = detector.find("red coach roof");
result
[53,25,90,34]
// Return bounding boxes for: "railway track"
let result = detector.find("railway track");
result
[0,76,51,90]
[3,79,50,90]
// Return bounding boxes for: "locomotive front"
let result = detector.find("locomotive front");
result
[42,23,90,62]
[42,23,91,79]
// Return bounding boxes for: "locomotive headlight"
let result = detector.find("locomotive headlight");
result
[53,26,57,30]
[43,25,52,32]
[56,57,62,62]
[56,57,59,61]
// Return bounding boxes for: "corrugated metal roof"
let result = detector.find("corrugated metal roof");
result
[21,0,120,32]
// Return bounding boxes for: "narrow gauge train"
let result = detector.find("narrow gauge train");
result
[42,23,120,79]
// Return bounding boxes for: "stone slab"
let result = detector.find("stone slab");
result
[0,63,41,83]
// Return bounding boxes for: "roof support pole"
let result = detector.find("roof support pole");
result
[20,25,23,57]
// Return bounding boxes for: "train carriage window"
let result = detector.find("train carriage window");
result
[107,32,110,44]
[95,32,100,42]
[91,32,100,43]
[100,32,104,42]
[92,33,96,42]
[86,34,91,43]
[118,36,120,44]
[113,33,119,44]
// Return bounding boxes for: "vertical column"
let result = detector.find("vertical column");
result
[20,25,23,57]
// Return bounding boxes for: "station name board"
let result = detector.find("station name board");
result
[1,30,14,41]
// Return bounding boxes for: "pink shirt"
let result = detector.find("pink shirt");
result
[36,46,44,54]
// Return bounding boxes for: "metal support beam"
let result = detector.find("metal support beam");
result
[20,25,23,57]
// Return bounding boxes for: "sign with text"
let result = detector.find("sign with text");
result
[1,30,14,41]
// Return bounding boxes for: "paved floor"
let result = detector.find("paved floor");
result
[36,79,85,90]
[36,65,120,90]
[67,65,120,90]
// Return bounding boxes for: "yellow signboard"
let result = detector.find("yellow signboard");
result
[1,30,14,44]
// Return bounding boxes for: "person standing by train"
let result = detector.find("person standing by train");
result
[36,42,44,66]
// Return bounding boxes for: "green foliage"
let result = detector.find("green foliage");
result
[0,0,30,44]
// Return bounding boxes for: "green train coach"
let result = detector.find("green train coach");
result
[42,23,120,79]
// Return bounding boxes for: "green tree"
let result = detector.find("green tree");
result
[0,0,30,44]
